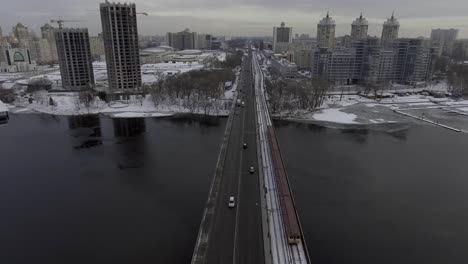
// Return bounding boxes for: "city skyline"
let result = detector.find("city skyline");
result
[0,0,467,38]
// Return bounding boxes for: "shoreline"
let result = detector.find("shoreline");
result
[273,116,412,132]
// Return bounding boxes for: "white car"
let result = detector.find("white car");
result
[228,196,235,208]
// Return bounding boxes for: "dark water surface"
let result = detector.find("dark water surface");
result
[0,114,225,264]
[275,122,468,264]
[2,113,468,264]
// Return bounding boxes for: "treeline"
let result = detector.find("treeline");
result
[148,69,235,115]
[265,77,330,114]
[210,51,243,69]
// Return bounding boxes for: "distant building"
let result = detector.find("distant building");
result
[293,49,314,70]
[89,34,105,60]
[452,39,468,60]
[55,28,94,90]
[351,13,368,40]
[337,35,352,48]
[0,26,3,43]
[140,47,174,64]
[317,11,336,50]
[31,39,53,64]
[166,29,198,50]
[271,57,298,78]
[100,1,141,90]
[312,48,353,84]
[41,23,58,62]
[430,28,459,56]
[0,47,37,72]
[390,38,434,84]
[12,23,31,42]
[273,22,293,53]
[381,13,400,46]
[350,37,395,84]
[197,34,212,50]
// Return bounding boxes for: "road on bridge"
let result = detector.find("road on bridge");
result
[205,52,265,264]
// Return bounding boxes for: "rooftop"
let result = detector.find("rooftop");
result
[319,12,336,26]
[352,14,369,26]
[175,49,203,55]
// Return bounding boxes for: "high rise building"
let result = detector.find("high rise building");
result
[351,37,395,84]
[312,48,353,84]
[0,26,3,43]
[273,22,293,53]
[166,29,198,50]
[40,23,58,62]
[89,34,105,60]
[390,38,434,84]
[317,12,336,50]
[100,1,141,91]
[12,23,31,42]
[430,28,459,56]
[381,13,400,46]
[351,13,368,40]
[55,28,94,90]
[31,39,53,64]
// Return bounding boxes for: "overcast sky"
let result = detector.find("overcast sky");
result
[1,0,467,38]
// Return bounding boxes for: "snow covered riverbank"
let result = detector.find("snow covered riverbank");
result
[274,93,468,131]
[9,74,239,118]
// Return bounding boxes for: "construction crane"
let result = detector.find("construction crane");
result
[50,18,83,29]
[136,12,148,16]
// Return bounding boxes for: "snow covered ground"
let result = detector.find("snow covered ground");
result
[8,72,238,118]
[278,90,468,127]
[311,108,358,124]
[0,55,222,90]
[0,100,8,113]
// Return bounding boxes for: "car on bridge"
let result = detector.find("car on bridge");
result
[228,196,235,208]
[249,166,255,174]
[243,143,247,149]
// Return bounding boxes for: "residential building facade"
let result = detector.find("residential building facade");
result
[390,38,434,84]
[166,29,198,50]
[430,28,459,56]
[55,28,95,90]
[100,1,141,90]
[41,23,58,62]
[89,34,105,60]
[351,13,368,40]
[381,13,400,46]
[273,22,292,53]
[317,12,336,50]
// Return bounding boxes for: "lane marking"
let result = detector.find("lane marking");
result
[232,60,249,264]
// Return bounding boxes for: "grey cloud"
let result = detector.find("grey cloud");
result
[0,0,467,37]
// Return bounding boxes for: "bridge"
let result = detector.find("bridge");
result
[191,46,311,264]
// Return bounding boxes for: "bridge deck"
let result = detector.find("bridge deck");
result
[192,52,265,264]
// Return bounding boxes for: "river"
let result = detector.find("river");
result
[1,114,468,263]
[275,121,468,264]
[0,114,225,264]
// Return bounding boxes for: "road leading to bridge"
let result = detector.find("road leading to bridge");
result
[192,51,265,264]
